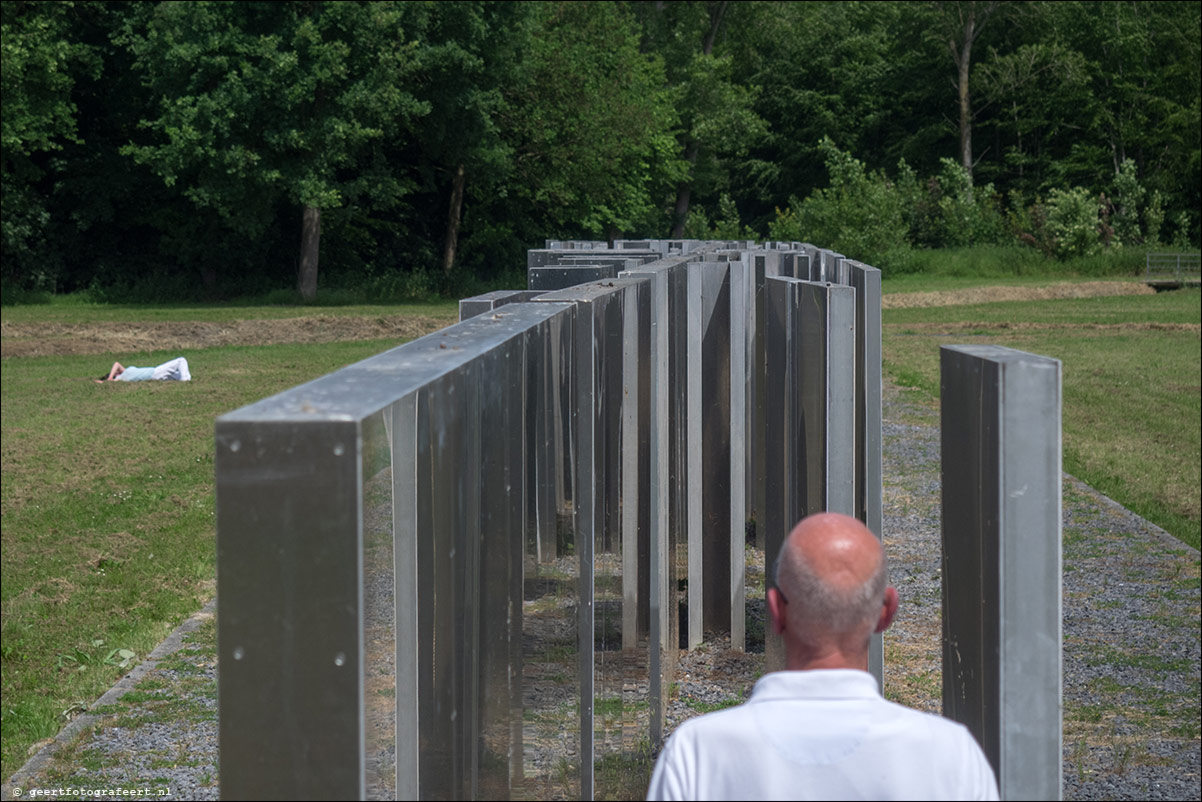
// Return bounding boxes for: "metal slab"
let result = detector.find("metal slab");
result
[940,345,1063,801]
[528,248,661,268]
[459,289,545,321]
[529,264,620,291]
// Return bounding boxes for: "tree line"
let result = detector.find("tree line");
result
[3,0,1198,301]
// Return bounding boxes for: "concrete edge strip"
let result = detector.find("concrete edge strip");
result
[2,597,218,799]
[1064,473,1200,558]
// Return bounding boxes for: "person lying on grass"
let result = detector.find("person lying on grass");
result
[97,357,191,383]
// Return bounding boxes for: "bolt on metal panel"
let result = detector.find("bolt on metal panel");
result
[940,345,1063,802]
[217,418,364,801]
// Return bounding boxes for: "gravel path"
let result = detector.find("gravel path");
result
[5,379,1198,801]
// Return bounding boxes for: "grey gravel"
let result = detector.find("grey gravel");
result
[5,379,1198,801]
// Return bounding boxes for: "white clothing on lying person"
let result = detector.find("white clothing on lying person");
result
[116,357,191,382]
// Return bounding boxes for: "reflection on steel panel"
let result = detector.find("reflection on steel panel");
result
[697,262,733,637]
[762,277,857,672]
[940,345,1062,802]
[844,261,884,688]
[618,258,689,745]
[728,258,749,651]
[221,238,887,800]
[797,280,856,519]
[217,418,363,800]
[217,302,576,801]
[535,277,652,801]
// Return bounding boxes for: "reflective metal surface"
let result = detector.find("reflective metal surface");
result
[459,290,545,321]
[843,261,884,687]
[762,277,857,672]
[535,277,652,800]
[219,239,886,800]
[940,345,1063,801]
[528,264,620,291]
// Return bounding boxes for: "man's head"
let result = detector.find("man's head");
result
[767,512,898,671]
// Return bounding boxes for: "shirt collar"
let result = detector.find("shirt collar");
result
[747,669,881,703]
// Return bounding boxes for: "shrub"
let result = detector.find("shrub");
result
[1111,158,1144,247]
[772,137,910,267]
[1044,187,1103,259]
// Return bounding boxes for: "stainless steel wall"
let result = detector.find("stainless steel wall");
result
[217,240,891,801]
[940,344,1062,801]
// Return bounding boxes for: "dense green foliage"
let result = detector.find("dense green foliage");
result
[2,0,1199,301]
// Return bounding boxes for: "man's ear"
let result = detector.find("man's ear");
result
[874,586,899,634]
[767,586,788,635]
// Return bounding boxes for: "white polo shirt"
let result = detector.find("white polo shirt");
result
[647,669,999,801]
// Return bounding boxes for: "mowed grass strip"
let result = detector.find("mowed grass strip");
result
[1,335,417,779]
[0,297,458,325]
[882,288,1201,550]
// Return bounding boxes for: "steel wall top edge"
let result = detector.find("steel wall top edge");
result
[940,344,1062,368]
[529,248,660,258]
[458,289,532,303]
[620,255,696,274]
[767,275,840,288]
[218,301,574,424]
[533,275,652,303]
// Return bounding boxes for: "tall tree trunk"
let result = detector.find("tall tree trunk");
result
[943,1,999,181]
[442,163,466,276]
[298,204,321,302]
[667,2,727,238]
[957,30,973,176]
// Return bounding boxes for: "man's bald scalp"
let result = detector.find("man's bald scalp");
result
[774,513,888,642]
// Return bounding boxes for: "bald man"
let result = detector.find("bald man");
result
[646,513,999,801]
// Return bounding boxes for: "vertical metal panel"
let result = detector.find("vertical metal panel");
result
[832,261,883,687]
[698,262,733,636]
[621,288,640,649]
[728,258,748,651]
[843,261,884,688]
[762,277,797,672]
[217,419,364,800]
[797,280,856,518]
[685,266,705,649]
[762,278,857,672]
[391,396,419,800]
[940,345,1062,802]
[618,259,689,746]
[534,277,651,801]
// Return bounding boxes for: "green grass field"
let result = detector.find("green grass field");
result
[0,334,423,778]
[883,288,1201,550]
[2,280,1199,779]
